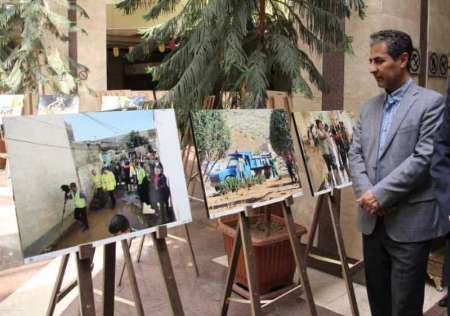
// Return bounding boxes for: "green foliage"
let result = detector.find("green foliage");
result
[0,1,89,94]
[269,109,293,156]
[244,175,265,187]
[127,130,148,148]
[191,110,231,162]
[222,177,241,193]
[117,0,365,110]
[218,174,266,194]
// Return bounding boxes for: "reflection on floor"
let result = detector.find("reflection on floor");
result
[52,187,175,252]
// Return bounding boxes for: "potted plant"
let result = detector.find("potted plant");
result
[218,209,307,298]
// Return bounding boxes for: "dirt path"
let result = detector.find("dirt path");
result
[208,176,302,215]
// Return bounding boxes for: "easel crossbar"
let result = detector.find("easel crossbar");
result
[261,284,303,308]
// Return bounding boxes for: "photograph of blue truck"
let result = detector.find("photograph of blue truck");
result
[209,151,272,190]
[191,109,303,218]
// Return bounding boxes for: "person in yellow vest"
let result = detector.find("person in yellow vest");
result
[67,182,89,231]
[129,160,137,191]
[91,169,102,195]
[136,163,146,205]
[102,167,116,209]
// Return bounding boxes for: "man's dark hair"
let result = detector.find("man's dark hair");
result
[315,119,322,127]
[370,30,413,71]
[69,182,77,188]
[109,214,130,235]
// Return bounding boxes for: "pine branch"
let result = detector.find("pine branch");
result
[115,0,156,15]
[239,50,269,107]
[143,0,185,20]
[0,0,89,94]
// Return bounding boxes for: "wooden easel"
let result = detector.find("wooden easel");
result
[46,241,145,316]
[220,196,318,316]
[304,191,364,316]
[117,222,199,287]
[46,244,99,316]
[117,226,186,315]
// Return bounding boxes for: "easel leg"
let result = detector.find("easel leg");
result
[184,224,200,277]
[187,147,196,192]
[152,231,185,316]
[220,222,242,316]
[190,171,198,197]
[46,254,70,316]
[121,240,145,316]
[103,243,116,316]
[282,201,318,316]
[304,195,324,260]
[137,235,145,263]
[76,245,96,316]
[326,195,359,316]
[118,238,133,286]
[239,211,262,316]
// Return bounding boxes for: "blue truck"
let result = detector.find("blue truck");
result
[209,151,273,190]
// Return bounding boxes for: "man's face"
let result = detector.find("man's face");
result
[369,42,408,91]
[70,185,77,192]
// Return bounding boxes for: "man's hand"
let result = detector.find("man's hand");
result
[357,190,381,215]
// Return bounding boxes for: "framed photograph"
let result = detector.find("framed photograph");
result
[101,96,152,111]
[3,109,191,263]
[190,109,303,219]
[38,95,79,114]
[0,95,24,124]
[292,111,355,196]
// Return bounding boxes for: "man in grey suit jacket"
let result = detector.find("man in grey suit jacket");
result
[349,30,446,316]
[431,80,450,313]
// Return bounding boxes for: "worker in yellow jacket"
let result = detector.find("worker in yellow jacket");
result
[102,168,116,208]
[67,182,89,231]
[91,169,102,195]
[136,163,146,205]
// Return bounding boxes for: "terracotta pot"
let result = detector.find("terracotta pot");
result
[218,213,307,295]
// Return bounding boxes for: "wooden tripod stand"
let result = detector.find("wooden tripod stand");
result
[46,241,144,316]
[304,191,364,316]
[220,196,318,316]
[46,227,185,316]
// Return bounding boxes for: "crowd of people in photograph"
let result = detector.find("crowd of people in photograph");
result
[69,146,173,232]
[307,120,352,187]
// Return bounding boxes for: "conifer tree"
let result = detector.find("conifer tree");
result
[0,1,88,94]
[117,0,365,109]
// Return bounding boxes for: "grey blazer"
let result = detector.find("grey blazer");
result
[349,83,446,242]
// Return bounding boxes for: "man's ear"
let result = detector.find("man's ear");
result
[399,52,409,70]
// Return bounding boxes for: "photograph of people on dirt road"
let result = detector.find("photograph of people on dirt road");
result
[3,109,191,262]
[293,110,354,196]
[191,109,303,218]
